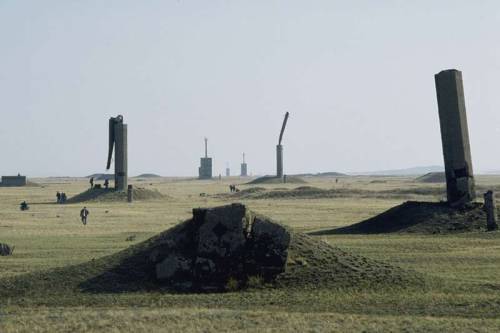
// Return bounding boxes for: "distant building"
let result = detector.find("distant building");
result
[1,175,27,186]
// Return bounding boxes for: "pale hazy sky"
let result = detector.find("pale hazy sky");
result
[1,1,499,177]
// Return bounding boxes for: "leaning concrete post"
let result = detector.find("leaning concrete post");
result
[127,185,133,203]
[435,69,475,204]
[484,190,498,231]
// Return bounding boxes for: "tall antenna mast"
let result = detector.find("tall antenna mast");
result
[204,137,208,158]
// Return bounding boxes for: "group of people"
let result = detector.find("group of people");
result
[89,177,109,189]
[229,184,239,192]
[56,191,68,204]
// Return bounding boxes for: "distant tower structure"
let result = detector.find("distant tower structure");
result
[240,153,248,177]
[106,115,128,191]
[435,69,475,204]
[276,112,290,179]
[198,137,213,179]
[225,163,230,177]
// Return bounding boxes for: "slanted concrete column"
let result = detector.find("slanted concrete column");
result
[115,122,128,191]
[484,190,498,231]
[276,145,283,178]
[435,69,475,204]
[127,185,133,203]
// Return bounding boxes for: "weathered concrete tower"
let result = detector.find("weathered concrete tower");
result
[106,115,128,191]
[435,69,475,204]
[276,112,289,178]
[225,165,230,177]
[198,138,213,179]
[240,153,248,177]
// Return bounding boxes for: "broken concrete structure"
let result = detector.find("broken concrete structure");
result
[1,175,27,187]
[106,115,128,191]
[198,138,213,179]
[240,153,248,177]
[483,191,498,231]
[276,112,289,179]
[435,69,475,204]
[151,203,291,291]
[0,243,14,256]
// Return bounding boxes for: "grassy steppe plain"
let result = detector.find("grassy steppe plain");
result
[1,175,500,332]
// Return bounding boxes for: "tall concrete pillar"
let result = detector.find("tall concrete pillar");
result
[198,138,212,179]
[241,163,248,177]
[115,122,128,191]
[276,145,283,178]
[106,115,128,191]
[240,153,248,177]
[435,69,475,204]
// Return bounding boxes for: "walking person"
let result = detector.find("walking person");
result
[89,177,94,189]
[80,207,89,225]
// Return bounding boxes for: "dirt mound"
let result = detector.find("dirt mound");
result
[134,173,162,178]
[311,201,488,235]
[247,176,306,185]
[232,187,267,198]
[223,186,445,200]
[0,204,423,297]
[416,172,446,183]
[66,187,166,203]
[87,173,114,181]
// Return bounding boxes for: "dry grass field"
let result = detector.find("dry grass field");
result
[1,175,500,332]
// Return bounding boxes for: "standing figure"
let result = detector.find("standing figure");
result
[56,191,61,203]
[90,177,94,189]
[80,207,90,225]
[104,179,109,189]
[61,192,67,204]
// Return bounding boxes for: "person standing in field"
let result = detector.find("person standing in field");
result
[89,177,94,189]
[80,207,89,225]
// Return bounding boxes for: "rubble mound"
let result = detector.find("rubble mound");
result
[66,187,166,203]
[247,176,306,185]
[0,204,424,297]
[415,172,446,183]
[311,201,488,235]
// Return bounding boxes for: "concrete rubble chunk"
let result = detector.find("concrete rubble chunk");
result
[0,243,14,256]
[151,203,291,290]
